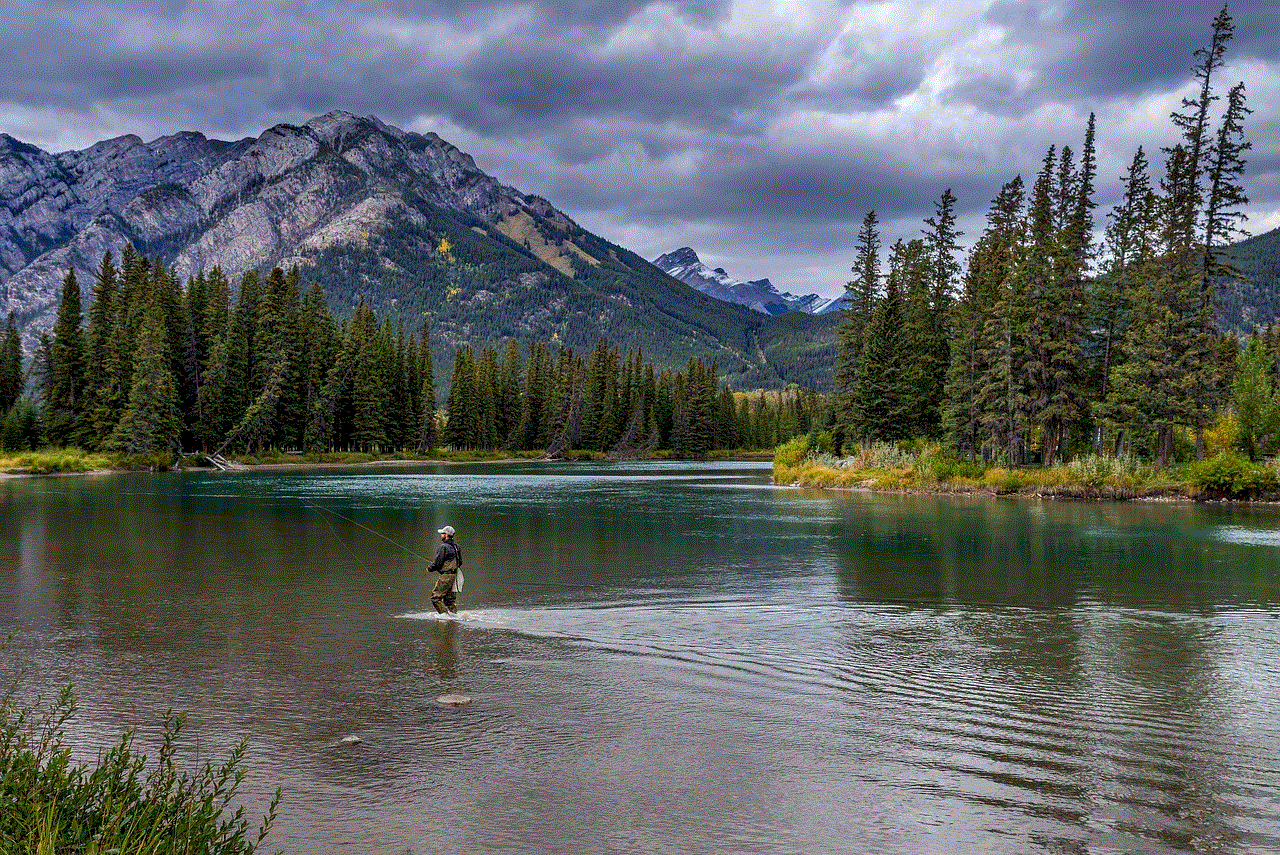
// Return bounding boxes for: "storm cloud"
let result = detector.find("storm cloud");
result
[3,0,1278,298]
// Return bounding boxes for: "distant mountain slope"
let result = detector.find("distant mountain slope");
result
[0,112,836,389]
[654,247,840,315]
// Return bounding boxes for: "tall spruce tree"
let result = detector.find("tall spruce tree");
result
[835,210,881,449]
[852,241,911,442]
[943,178,1024,459]
[417,321,438,451]
[0,312,22,413]
[110,287,182,456]
[46,270,87,446]
[443,346,477,450]
[918,189,962,437]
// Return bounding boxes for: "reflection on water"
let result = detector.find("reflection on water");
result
[1,462,1279,854]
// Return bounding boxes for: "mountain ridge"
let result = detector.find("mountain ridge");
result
[654,246,840,316]
[0,111,836,389]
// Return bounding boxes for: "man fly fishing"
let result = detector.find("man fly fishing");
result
[428,525,463,614]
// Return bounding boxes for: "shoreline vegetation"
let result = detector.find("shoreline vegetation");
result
[771,436,1280,503]
[7,440,1280,504]
[1,651,280,855]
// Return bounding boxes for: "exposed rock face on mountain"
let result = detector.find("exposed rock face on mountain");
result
[0,110,572,346]
[653,247,840,315]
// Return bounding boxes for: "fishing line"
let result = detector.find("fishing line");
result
[301,499,433,563]
[304,500,379,575]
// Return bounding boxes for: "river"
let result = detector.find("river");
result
[2,460,1279,854]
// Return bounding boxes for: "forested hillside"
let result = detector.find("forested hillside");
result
[1220,226,1280,331]
[0,247,820,459]
[297,201,835,390]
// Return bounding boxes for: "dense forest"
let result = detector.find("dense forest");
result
[832,5,1274,466]
[0,247,819,458]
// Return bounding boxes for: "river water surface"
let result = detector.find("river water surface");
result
[2,460,1279,854]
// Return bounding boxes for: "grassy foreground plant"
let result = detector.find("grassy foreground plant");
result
[1,678,281,855]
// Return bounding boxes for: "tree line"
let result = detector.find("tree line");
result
[1,245,817,458]
[833,5,1260,466]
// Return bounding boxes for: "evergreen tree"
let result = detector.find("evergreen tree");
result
[45,270,87,446]
[224,270,262,431]
[1204,80,1252,283]
[835,211,880,449]
[417,321,438,450]
[349,310,388,451]
[897,237,937,436]
[110,288,182,456]
[516,340,553,450]
[918,189,962,437]
[852,242,911,442]
[296,283,338,451]
[1090,147,1156,454]
[498,339,523,447]
[443,346,477,450]
[943,178,1024,459]
[0,312,22,414]
[474,345,500,450]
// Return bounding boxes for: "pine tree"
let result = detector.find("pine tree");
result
[1091,148,1156,454]
[852,241,911,442]
[918,189,962,436]
[45,269,87,446]
[224,270,261,431]
[443,346,477,450]
[295,283,338,451]
[417,321,438,450]
[516,340,553,451]
[1204,80,1251,283]
[498,339,523,447]
[110,288,182,457]
[0,312,22,414]
[943,177,1024,459]
[350,310,388,452]
[835,210,880,449]
[474,345,500,450]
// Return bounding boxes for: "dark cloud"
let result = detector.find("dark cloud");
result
[1,0,1278,298]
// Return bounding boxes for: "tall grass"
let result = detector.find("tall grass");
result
[773,438,1221,499]
[1,673,281,855]
[0,447,114,475]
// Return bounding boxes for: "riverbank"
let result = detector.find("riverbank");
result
[771,437,1280,502]
[1,446,776,477]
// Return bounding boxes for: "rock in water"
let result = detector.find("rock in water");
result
[437,694,471,706]
[340,735,362,745]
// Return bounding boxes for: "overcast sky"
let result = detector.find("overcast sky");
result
[3,0,1278,299]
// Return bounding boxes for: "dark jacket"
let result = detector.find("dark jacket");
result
[428,538,462,574]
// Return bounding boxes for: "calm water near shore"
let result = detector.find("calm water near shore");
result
[2,460,1279,854]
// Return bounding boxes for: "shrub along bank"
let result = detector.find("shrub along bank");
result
[773,436,1280,501]
[1,676,280,855]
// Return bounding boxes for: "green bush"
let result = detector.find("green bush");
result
[913,446,985,481]
[773,435,809,469]
[1,678,280,855]
[1188,452,1279,499]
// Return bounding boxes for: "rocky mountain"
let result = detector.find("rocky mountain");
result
[653,247,841,316]
[0,111,836,389]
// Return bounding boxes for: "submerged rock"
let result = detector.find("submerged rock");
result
[339,735,362,745]
[436,694,471,706]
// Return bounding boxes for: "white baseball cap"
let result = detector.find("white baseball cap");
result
[437,525,455,536]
